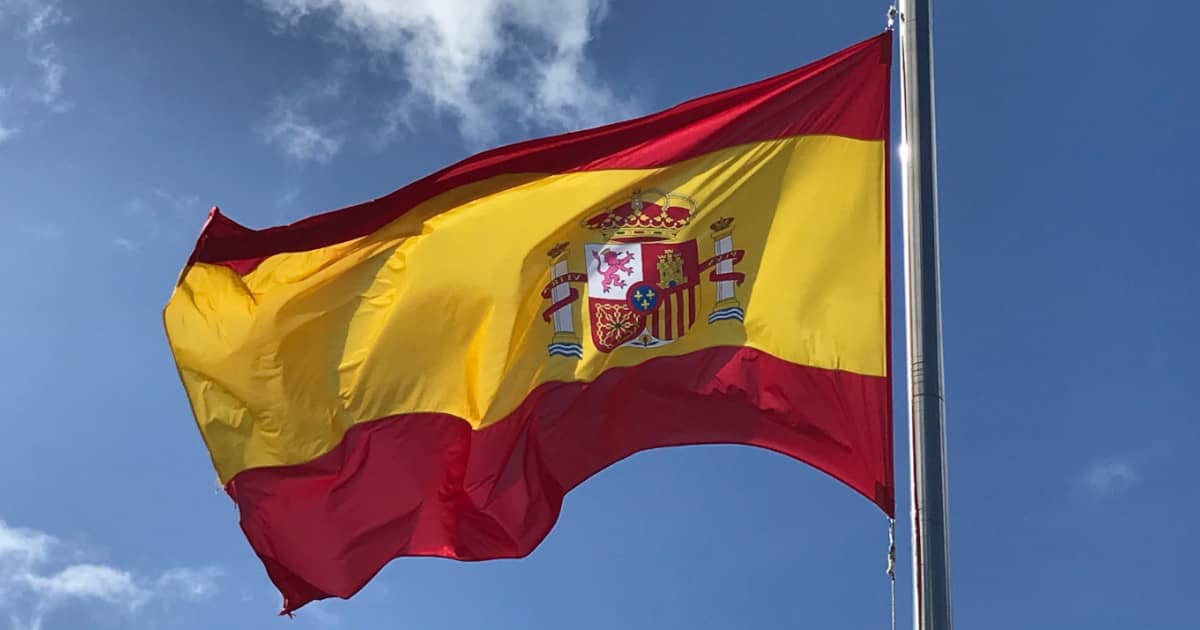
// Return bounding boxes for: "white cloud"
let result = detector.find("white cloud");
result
[256,0,633,147]
[1082,458,1138,495]
[0,519,220,630]
[24,564,147,605]
[0,124,17,144]
[0,520,52,568]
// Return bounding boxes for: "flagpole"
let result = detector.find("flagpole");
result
[896,0,954,629]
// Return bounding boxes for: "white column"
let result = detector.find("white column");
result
[713,234,735,304]
[550,259,574,335]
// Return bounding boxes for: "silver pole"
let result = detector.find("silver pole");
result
[897,1,953,629]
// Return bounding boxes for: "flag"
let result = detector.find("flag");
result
[164,31,893,614]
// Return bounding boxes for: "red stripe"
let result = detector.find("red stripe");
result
[675,291,685,337]
[225,347,892,614]
[189,32,890,274]
[661,293,673,339]
[687,286,697,326]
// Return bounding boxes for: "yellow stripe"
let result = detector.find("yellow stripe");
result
[165,135,887,482]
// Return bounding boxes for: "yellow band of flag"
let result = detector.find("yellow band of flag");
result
[167,135,885,483]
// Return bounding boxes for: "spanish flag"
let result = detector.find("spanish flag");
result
[165,32,893,613]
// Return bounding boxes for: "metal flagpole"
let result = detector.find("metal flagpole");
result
[896,0,954,629]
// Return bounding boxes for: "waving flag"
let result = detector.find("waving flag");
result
[164,31,894,614]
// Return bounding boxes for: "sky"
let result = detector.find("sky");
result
[0,0,1197,628]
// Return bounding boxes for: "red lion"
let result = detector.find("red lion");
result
[593,248,635,294]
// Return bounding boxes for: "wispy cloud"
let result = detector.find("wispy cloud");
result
[0,0,70,134]
[111,237,137,252]
[154,567,224,601]
[261,78,344,163]
[116,188,204,249]
[16,222,63,241]
[255,0,634,148]
[27,42,67,112]
[1081,458,1138,496]
[296,601,341,628]
[0,519,220,630]
[263,105,343,163]
[18,0,65,37]
[277,184,301,207]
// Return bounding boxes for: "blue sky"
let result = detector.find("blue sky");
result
[1,1,1196,628]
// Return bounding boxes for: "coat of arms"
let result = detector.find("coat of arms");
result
[541,189,746,357]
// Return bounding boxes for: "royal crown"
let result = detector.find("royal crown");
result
[583,189,696,242]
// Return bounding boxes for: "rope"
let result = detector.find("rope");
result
[888,518,897,630]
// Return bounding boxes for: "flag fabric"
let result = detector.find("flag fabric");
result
[164,31,894,614]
